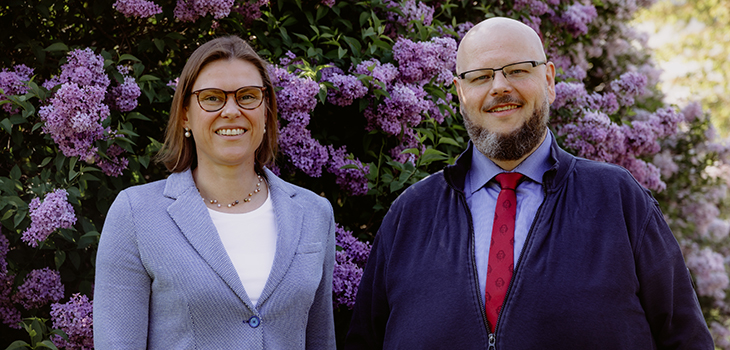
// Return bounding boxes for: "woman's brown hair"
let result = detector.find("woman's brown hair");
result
[156,36,278,174]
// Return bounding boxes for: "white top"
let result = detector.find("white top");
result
[207,191,277,306]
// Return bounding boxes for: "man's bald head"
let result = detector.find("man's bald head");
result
[456,17,546,74]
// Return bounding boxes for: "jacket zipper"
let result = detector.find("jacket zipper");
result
[474,180,551,349]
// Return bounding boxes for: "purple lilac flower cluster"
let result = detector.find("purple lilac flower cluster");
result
[97,144,130,177]
[333,225,371,309]
[686,246,729,300]
[0,64,34,113]
[272,64,371,193]
[392,37,456,85]
[39,49,130,176]
[328,146,370,196]
[12,268,64,310]
[113,0,163,18]
[174,0,235,22]
[50,293,94,350]
[231,0,269,25]
[0,229,13,327]
[270,65,329,177]
[21,189,77,248]
[553,71,682,191]
[320,66,368,107]
[381,0,434,36]
[610,72,648,107]
[39,49,110,161]
[278,125,330,177]
[108,69,141,112]
[270,65,320,127]
[0,273,21,329]
[0,231,8,275]
[363,82,430,136]
[559,3,598,37]
[711,321,730,349]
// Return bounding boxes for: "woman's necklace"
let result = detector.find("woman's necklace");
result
[200,174,263,208]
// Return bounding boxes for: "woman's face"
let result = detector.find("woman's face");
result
[183,58,266,171]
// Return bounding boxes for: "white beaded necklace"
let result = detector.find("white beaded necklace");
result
[200,174,263,208]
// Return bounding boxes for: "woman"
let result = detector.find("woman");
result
[93,36,336,349]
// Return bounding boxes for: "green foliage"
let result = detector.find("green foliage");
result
[4,318,66,350]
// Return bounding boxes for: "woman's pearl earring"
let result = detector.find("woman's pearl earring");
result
[184,128,191,138]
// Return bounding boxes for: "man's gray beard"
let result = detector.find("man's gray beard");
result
[463,99,549,161]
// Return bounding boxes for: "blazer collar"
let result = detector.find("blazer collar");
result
[163,168,305,312]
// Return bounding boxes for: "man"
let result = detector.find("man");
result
[345,17,713,349]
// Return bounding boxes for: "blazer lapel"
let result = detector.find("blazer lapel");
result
[257,168,304,305]
[164,170,255,311]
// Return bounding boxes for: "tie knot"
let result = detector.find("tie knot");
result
[495,172,524,190]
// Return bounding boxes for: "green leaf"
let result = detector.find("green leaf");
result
[418,148,448,166]
[125,112,151,121]
[0,118,12,134]
[5,340,31,350]
[138,75,160,82]
[39,157,52,168]
[44,42,69,52]
[36,340,60,349]
[9,165,21,180]
[400,148,420,155]
[77,231,100,249]
[437,137,462,147]
[118,54,140,62]
[55,250,66,270]
[1,208,14,221]
[153,38,165,53]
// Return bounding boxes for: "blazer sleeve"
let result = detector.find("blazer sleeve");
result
[305,205,337,349]
[635,203,714,349]
[93,190,151,349]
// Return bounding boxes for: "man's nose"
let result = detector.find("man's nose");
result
[489,71,513,95]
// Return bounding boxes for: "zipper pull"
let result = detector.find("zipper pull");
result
[488,333,496,350]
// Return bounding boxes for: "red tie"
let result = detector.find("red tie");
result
[485,172,523,333]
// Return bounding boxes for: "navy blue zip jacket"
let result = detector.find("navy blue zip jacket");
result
[345,137,713,349]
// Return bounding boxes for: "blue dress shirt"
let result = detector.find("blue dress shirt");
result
[465,129,555,301]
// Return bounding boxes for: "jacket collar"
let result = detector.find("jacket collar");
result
[444,129,576,193]
[162,168,304,312]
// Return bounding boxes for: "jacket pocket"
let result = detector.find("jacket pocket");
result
[296,242,323,254]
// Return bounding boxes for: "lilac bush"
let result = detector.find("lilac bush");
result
[333,225,371,309]
[0,64,34,114]
[2,0,730,346]
[50,293,94,349]
[12,268,64,310]
[21,189,77,248]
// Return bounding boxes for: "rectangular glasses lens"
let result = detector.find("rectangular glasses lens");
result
[464,69,495,84]
[198,89,225,110]
[236,88,262,107]
[504,62,535,79]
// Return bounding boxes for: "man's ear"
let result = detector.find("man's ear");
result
[453,77,465,104]
[545,62,556,104]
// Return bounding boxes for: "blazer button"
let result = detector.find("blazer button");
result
[247,316,261,328]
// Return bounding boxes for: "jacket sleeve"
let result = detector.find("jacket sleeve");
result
[635,203,714,349]
[93,190,151,349]
[344,221,392,350]
[305,204,337,349]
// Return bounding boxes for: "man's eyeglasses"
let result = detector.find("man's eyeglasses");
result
[456,61,546,87]
[190,86,266,112]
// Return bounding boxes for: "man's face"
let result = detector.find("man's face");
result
[454,26,556,161]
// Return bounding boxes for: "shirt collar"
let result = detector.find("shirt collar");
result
[467,128,555,194]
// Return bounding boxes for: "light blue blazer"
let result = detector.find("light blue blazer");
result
[93,168,336,349]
